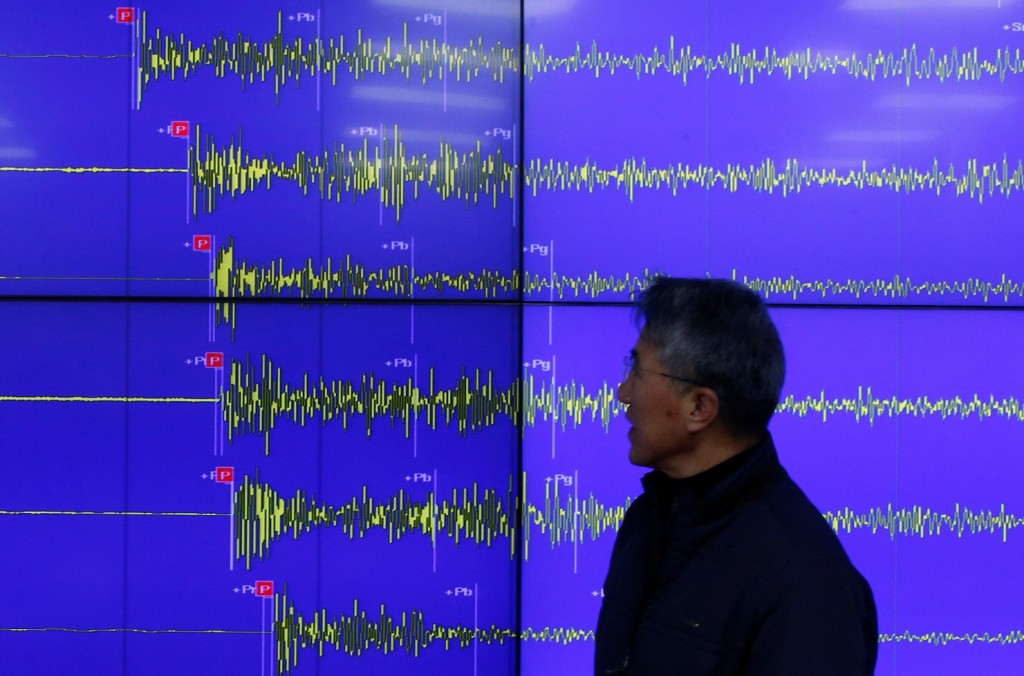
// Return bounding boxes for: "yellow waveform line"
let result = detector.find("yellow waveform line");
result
[211,239,656,331]
[879,631,1024,646]
[779,388,1024,424]
[190,124,515,220]
[824,504,1024,542]
[223,356,1024,450]
[209,246,1024,337]
[525,156,1024,203]
[222,357,525,452]
[273,591,594,672]
[222,356,622,453]
[222,357,516,450]
[0,275,207,282]
[0,54,130,59]
[213,241,1024,308]
[233,471,627,568]
[273,589,1018,672]
[213,237,521,297]
[734,271,1024,302]
[219,262,1024,306]
[0,627,260,635]
[235,467,1020,567]
[0,510,227,517]
[0,396,216,403]
[0,167,184,174]
[530,270,655,300]
[5,625,1014,650]
[517,627,596,643]
[137,11,518,106]
[5,373,1018,439]
[524,41,1024,85]
[133,9,1024,102]
[212,260,1024,306]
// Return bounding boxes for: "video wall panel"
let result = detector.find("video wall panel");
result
[1,1,1022,674]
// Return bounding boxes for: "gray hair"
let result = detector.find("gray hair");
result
[635,277,785,438]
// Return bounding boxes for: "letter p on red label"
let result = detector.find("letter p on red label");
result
[171,121,190,138]
[193,235,212,251]
[215,467,234,483]
[116,8,135,23]
[255,581,274,598]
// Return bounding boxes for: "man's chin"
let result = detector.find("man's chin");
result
[627,444,649,468]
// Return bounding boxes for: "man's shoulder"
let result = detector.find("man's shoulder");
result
[731,467,857,572]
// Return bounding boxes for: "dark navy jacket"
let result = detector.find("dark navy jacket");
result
[595,436,877,675]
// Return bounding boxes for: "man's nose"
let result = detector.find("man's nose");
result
[617,377,631,405]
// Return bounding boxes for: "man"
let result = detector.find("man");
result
[595,278,877,675]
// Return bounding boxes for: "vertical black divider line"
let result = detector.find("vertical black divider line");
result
[315,3,326,672]
[123,13,134,669]
[515,1,526,673]
[892,14,903,670]
[123,300,132,674]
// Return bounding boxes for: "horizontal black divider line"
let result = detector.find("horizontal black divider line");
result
[0,294,1020,313]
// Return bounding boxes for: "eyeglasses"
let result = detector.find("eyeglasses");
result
[622,353,712,390]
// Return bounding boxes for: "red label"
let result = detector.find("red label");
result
[215,467,234,483]
[193,235,212,251]
[205,352,224,369]
[116,8,135,23]
[255,581,274,598]
[170,121,190,138]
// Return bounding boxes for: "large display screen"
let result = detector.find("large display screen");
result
[1,1,1022,674]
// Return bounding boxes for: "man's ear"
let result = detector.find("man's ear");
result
[683,387,719,433]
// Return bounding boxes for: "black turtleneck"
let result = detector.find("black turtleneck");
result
[645,441,759,520]
[596,434,878,675]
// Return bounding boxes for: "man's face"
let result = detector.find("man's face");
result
[617,338,691,472]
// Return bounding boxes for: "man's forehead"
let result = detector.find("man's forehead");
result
[633,338,663,361]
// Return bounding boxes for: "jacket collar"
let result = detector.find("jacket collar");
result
[640,434,781,526]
